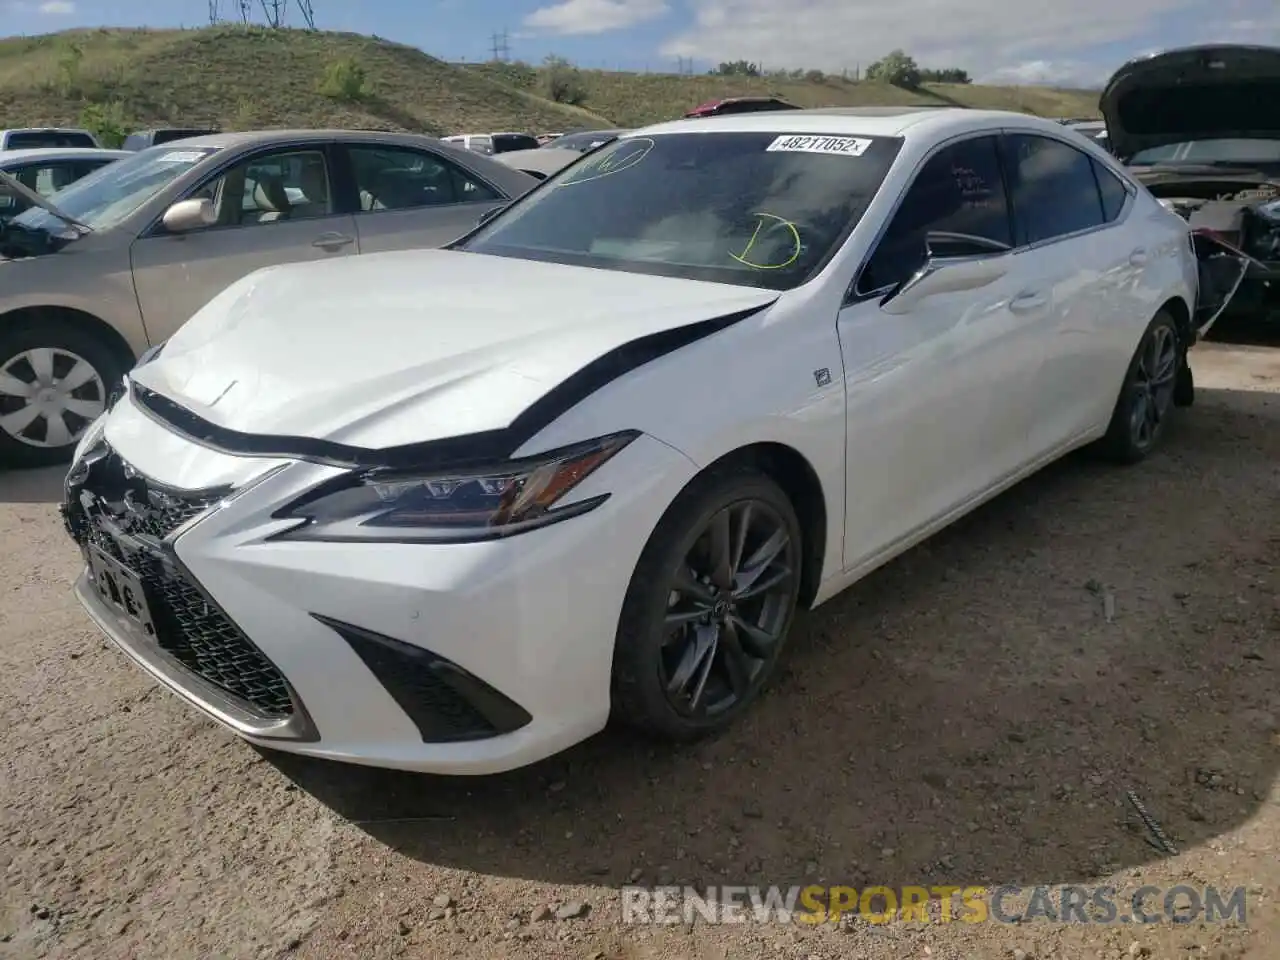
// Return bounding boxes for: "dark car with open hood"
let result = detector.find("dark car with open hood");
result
[1102,44,1280,325]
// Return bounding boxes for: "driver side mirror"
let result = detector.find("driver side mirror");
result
[477,204,508,227]
[880,231,1011,315]
[161,197,215,234]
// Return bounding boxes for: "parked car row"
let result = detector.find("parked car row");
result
[0,126,220,151]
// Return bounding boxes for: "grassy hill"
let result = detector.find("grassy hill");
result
[0,26,1100,145]
[464,62,1102,128]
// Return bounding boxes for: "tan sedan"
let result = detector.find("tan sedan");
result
[0,129,537,467]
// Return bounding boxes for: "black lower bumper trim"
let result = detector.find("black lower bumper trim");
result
[313,615,532,742]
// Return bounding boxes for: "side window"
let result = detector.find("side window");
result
[197,149,333,228]
[860,135,1011,295]
[348,145,499,212]
[1002,134,1105,244]
[33,162,84,195]
[1092,159,1129,223]
[470,136,493,155]
[0,175,21,214]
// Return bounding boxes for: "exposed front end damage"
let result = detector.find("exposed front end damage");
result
[1191,231,1253,338]
[1145,180,1279,331]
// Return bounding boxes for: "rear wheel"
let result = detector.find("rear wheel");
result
[611,465,803,741]
[0,321,122,469]
[1096,310,1180,464]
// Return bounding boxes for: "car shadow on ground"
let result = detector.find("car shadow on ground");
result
[0,464,66,504]
[268,383,1280,894]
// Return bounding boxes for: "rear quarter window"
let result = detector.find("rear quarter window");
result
[1092,159,1129,223]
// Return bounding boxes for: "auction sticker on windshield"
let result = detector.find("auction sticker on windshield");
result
[765,135,873,157]
[158,151,208,163]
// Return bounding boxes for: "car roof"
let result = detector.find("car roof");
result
[0,127,95,136]
[0,147,130,165]
[166,129,464,149]
[634,107,1078,142]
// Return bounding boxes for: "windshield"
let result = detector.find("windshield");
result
[460,131,903,291]
[1131,138,1280,165]
[10,144,219,232]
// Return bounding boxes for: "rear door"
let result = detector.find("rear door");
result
[130,143,358,340]
[340,142,508,253]
[999,132,1139,452]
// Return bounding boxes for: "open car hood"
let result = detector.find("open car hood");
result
[1100,44,1280,162]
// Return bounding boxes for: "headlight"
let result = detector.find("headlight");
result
[273,430,638,543]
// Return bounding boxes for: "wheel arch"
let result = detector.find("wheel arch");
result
[0,304,137,372]
[1159,295,1193,347]
[699,441,829,609]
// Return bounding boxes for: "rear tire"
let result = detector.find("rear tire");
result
[611,464,803,741]
[0,320,122,469]
[1095,310,1180,464]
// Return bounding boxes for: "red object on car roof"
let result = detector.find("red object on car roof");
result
[683,96,800,118]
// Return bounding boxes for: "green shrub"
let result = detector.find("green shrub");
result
[318,56,367,101]
[78,101,130,148]
[543,55,587,106]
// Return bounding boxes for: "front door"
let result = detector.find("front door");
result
[342,143,508,254]
[837,134,1044,570]
[130,145,358,342]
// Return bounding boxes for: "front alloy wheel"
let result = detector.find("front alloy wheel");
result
[612,466,803,740]
[661,500,796,717]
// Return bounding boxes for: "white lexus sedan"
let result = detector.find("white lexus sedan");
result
[62,107,1208,775]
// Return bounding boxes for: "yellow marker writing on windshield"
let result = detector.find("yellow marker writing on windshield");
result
[729,212,802,270]
[559,138,655,185]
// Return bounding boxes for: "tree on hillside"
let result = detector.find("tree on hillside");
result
[544,54,587,106]
[920,67,972,83]
[714,60,760,77]
[865,50,922,89]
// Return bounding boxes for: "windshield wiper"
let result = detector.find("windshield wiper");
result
[0,170,92,234]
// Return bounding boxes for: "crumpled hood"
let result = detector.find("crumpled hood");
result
[1101,44,1280,161]
[128,248,777,453]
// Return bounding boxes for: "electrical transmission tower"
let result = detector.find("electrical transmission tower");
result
[259,0,285,26]
[489,29,510,62]
[294,0,316,28]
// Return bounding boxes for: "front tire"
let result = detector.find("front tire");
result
[0,320,122,469]
[1096,310,1180,464]
[611,464,803,741]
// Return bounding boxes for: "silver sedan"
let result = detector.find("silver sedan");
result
[0,130,538,468]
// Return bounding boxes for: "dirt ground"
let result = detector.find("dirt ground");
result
[1,326,1278,960]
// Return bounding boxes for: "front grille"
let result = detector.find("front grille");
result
[64,445,295,719]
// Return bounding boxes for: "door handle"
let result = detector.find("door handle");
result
[1009,291,1046,313]
[312,232,354,250]
[1128,248,1148,267]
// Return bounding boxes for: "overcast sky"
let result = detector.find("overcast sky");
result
[5,0,1279,86]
